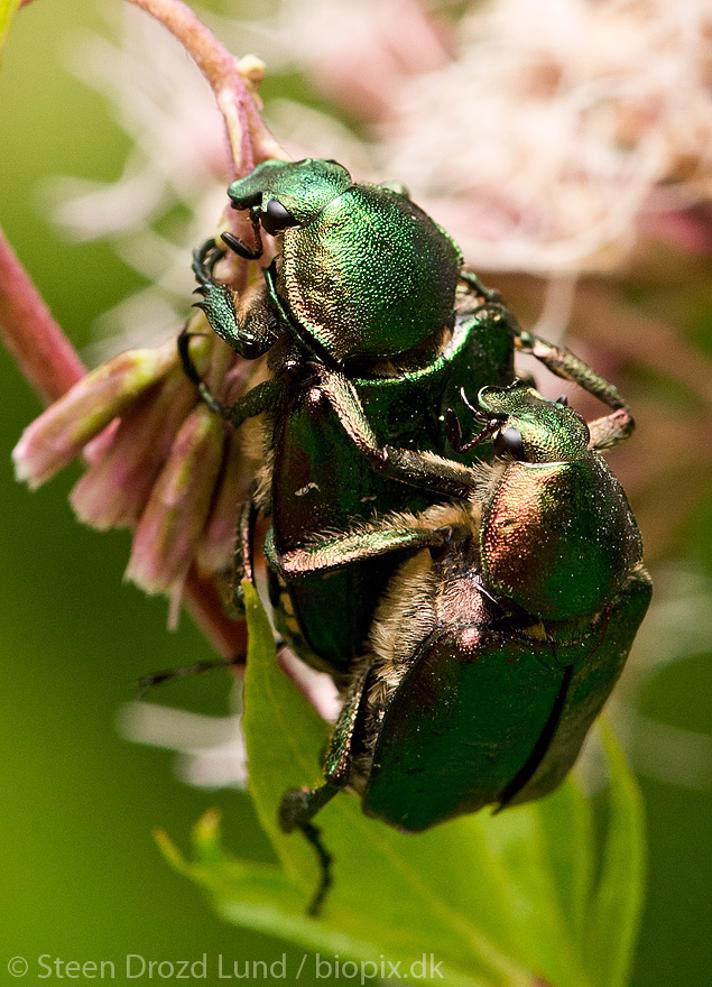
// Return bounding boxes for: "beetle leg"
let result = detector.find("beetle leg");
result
[178,327,231,417]
[217,377,281,428]
[513,330,635,449]
[192,237,225,286]
[311,364,478,500]
[278,784,339,916]
[323,663,372,785]
[179,333,280,427]
[459,269,504,304]
[192,238,280,359]
[584,408,635,451]
[135,655,243,695]
[278,663,372,915]
[231,493,260,612]
[271,513,454,581]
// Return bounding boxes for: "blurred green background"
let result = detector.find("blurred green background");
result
[1,2,710,986]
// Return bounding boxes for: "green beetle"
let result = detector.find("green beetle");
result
[197,157,463,364]
[272,345,650,913]
[185,158,514,675]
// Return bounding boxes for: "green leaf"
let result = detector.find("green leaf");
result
[241,579,331,889]
[585,720,646,987]
[536,776,594,943]
[476,803,590,986]
[160,587,646,987]
[0,0,21,53]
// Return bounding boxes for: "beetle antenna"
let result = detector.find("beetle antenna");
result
[447,390,500,452]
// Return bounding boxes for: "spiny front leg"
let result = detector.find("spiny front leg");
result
[312,363,478,500]
[192,238,279,359]
[272,510,456,581]
[178,324,281,426]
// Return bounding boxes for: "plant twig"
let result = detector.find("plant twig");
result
[125,0,285,174]
[0,230,85,402]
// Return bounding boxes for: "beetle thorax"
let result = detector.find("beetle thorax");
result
[278,186,461,365]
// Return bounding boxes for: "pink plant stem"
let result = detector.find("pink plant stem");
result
[183,569,247,663]
[0,230,245,660]
[20,0,286,170]
[125,0,284,175]
[0,231,85,402]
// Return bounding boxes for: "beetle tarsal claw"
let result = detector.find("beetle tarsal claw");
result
[278,787,338,917]
[302,822,333,918]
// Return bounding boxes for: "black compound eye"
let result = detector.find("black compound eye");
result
[260,199,298,236]
[493,426,526,461]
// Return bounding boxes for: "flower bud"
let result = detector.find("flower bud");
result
[13,342,178,489]
[125,403,225,593]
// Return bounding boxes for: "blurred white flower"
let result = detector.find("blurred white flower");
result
[379,0,712,272]
[118,683,248,788]
[47,0,712,357]
[45,4,230,356]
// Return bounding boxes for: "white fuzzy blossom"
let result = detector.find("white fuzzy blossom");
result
[48,0,712,351]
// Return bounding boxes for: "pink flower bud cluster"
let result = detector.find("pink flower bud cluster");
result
[14,325,261,597]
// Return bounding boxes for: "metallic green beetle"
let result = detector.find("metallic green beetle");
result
[273,348,651,913]
[196,158,463,364]
[185,157,514,675]
[184,158,650,915]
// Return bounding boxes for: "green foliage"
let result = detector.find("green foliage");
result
[158,585,645,987]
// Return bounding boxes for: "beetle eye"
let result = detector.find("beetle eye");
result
[493,427,526,461]
[260,199,298,236]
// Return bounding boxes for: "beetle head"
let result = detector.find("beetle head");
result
[227,158,352,234]
[477,381,589,463]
